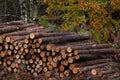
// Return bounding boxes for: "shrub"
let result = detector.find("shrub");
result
[36,0,120,43]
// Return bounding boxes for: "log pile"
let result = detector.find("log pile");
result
[0,20,120,80]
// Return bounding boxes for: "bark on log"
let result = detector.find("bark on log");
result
[74,48,120,55]
[29,32,76,39]
[39,34,89,44]
[0,23,35,34]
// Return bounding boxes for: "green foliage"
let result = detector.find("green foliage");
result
[35,0,120,43]
[35,16,57,31]
[112,44,119,48]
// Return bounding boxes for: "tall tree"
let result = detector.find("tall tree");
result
[19,0,28,22]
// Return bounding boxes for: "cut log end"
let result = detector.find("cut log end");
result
[25,39,29,44]
[58,55,62,61]
[38,38,42,43]
[64,70,70,77]
[74,50,78,55]
[59,65,65,72]
[68,57,73,63]
[53,57,58,63]
[0,36,4,43]
[72,68,79,74]
[67,47,72,53]
[69,64,75,70]
[5,37,11,43]
[30,33,35,39]
[55,47,60,52]
[46,44,52,51]
[75,55,80,60]
[53,62,57,67]
[98,72,103,77]
[91,69,97,75]
[59,73,64,78]
[48,65,53,71]
[33,72,38,77]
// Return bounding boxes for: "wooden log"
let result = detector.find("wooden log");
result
[112,77,120,80]
[40,51,46,58]
[55,47,61,53]
[0,20,24,26]
[7,60,12,66]
[48,64,53,71]
[33,72,38,77]
[91,69,98,76]
[51,51,56,56]
[52,62,58,68]
[0,51,7,57]
[109,72,120,79]
[46,52,51,57]
[5,35,29,42]
[54,67,59,72]
[29,32,76,39]
[44,71,55,77]
[39,34,89,44]
[25,27,53,33]
[42,57,47,62]
[61,61,64,65]
[9,44,14,50]
[74,48,119,56]
[0,36,4,44]
[46,44,55,51]
[40,44,46,50]
[67,43,112,53]
[53,57,58,63]
[59,73,64,78]
[38,60,43,66]
[72,62,112,74]
[9,56,14,61]
[61,53,68,59]
[36,43,40,48]
[75,54,97,60]
[50,43,110,53]
[64,70,71,77]
[29,59,34,64]
[47,56,53,62]
[69,58,112,70]
[63,60,69,66]
[67,56,79,64]
[13,68,17,73]
[68,54,94,64]
[7,67,12,72]
[66,41,97,46]
[4,28,43,36]
[43,67,48,72]
[0,23,35,34]
[31,54,36,60]
[72,67,82,74]
[59,65,65,72]
[55,46,70,53]
[57,55,62,61]
[97,69,116,77]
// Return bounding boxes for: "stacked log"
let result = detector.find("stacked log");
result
[0,20,120,80]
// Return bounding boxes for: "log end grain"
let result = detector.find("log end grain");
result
[68,57,73,63]
[72,67,79,74]
[5,37,11,43]
[67,47,72,53]
[59,65,65,72]
[30,33,35,39]
[38,38,42,43]
[74,50,78,55]
[46,44,52,51]
[91,69,97,75]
